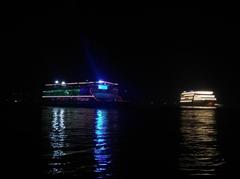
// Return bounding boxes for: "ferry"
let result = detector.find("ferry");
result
[42,80,126,107]
[180,91,217,109]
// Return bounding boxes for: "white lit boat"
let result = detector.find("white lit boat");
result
[180,91,217,109]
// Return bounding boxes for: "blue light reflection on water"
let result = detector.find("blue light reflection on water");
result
[94,109,112,178]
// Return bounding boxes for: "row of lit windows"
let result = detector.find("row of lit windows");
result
[43,89,81,96]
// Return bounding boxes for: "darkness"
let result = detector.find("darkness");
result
[1,5,240,106]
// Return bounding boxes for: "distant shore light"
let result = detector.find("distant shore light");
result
[98,80,104,83]
[61,81,66,85]
[55,80,59,84]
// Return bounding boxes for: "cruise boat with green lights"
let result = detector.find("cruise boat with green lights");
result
[42,80,125,106]
[180,91,218,109]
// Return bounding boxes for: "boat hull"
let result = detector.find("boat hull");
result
[41,98,129,108]
[180,100,217,109]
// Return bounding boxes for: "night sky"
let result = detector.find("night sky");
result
[1,6,240,105]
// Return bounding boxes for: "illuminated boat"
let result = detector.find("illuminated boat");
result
[180,91,217,109]
[42,80,125,106]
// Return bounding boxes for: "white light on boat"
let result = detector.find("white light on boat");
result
[194,95,215,98]
[55,80,59,84]
[194,91,213,95]
[61,81,66,85]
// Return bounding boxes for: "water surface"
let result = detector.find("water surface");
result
[40,106,234,177]
[2,104,238,177]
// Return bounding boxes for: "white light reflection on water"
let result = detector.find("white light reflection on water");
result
[94,109,112,178]
[179,109,224,176]
[49,108,67,175]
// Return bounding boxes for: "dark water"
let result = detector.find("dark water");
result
[2,105,240,177]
